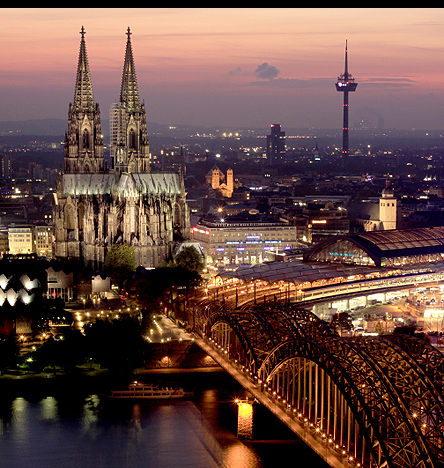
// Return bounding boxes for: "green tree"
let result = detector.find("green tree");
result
[104,244,138,288]
[173,246,205,273]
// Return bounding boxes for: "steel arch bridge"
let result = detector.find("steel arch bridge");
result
[197,303,444,468]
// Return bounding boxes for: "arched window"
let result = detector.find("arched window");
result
[83,129,90,149]
[65,204,76,231]
[78,203,85,230]
[129,129,136,149]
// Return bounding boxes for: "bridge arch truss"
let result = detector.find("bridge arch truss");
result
[201,305,444,468]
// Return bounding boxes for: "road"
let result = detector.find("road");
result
[145,314,195,343]
[70,308,195,344]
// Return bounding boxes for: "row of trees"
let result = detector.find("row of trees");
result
[104,243,205,322]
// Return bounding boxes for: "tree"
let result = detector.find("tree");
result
[83,316,148,371]
[330,312,353,336]
[34,329,86,372]
[131,275,169,313]
[173,246,205,273]
[104,244,138,288]
[0,337,18,375]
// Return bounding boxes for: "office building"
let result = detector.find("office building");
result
[8,225,33,255]
[191,213,298,267]
[266,124,286,165]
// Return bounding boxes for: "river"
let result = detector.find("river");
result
[0,371,329,468]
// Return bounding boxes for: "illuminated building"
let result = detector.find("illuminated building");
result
[53,27,189,268]
[335,40,358,168]
[305,226,444,268]
[0,154,11,179]
[191,213,298,266]
[0,254,46,335]
[379,181,399,230]
[205,165,234,198]
[8,225,33,255]
[34,224,53,257]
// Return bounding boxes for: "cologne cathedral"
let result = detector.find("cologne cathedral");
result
[53,27,190,268]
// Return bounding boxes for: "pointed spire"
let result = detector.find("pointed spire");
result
[344,39,349,80]
[120,27,140,113]
[73,26,95,112]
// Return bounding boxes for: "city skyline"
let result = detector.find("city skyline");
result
[2,8,444,131]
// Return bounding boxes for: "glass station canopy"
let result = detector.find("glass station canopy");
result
[304,227,444,268]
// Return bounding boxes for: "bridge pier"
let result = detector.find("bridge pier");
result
[195,336,345,468]
[197,300,444,468]
[235,398,255,439]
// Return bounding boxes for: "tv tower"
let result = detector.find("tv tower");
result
[335,40,358,167]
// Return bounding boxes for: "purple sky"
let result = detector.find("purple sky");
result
[2,8,444,130]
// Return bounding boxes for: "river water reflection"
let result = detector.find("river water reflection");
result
[0,372,329,468]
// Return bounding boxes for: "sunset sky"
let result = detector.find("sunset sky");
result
[2,8,444,131]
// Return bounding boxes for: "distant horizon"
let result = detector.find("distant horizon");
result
[2,9,444,131]
[1,117,444,135]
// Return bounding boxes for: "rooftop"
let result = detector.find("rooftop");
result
[215,260,381,285]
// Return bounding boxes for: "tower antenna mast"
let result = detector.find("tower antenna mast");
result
[335,40,358,168]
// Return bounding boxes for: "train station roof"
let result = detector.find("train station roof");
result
[351,227,444,254]
[215,261,380,285]
[304,226,444,267]
[215,227,444,285]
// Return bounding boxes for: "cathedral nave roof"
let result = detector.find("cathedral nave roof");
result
[62,172,182,197]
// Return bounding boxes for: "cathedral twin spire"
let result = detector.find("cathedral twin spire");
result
[65,26,149,175]
[74,26,140,113]
[120,27,141,114]
[73,26,94,113]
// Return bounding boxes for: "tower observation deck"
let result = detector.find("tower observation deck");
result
[335,40,357,168]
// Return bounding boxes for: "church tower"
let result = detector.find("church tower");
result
[110,27,151,174]
[379,181,398,230]
[226,168,233,197]
[64,27,104,174]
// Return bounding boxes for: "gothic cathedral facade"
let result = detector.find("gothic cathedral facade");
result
[54,27,190,268]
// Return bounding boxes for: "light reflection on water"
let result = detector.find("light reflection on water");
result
[0,379,328,468]
[2,395,224,468]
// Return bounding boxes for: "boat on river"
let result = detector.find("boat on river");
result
[107,381,194,400]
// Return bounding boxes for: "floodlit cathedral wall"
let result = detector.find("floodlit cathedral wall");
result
[53,27,189,268]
